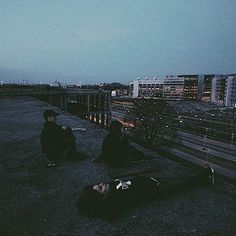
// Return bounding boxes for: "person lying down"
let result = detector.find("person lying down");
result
[76,166,215,220]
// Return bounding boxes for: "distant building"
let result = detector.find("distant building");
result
[130,74,235,105]
[211,75,236,107]
[111,90,117,97]
[197,75,205,100]
[163,76,184,100]
[130,76,184,100]
[66,84,82,91]
[177,74,219,101]
[211,75,227,105]
[178,75,201,100]
[202,74,216,101]
[111,88,129,97]
[225,76,236,107]
[130,77,164,98]
[177,74,217,101]
[50,80,61,88]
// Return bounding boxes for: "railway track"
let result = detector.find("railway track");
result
[175,144,236,171]
[177,135,236,156]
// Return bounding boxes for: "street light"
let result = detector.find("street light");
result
[203,127,209,163]
[231,103,236,147]
[203,127,208,150]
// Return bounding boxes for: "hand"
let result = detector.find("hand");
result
[62,126,67,130]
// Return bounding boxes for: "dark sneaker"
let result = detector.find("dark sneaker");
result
[204,166,215,186]
[47,163,56,167]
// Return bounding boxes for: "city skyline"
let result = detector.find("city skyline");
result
[1,0,236,84]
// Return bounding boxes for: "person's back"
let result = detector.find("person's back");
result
[101,132,130,168]
[95,120,147,168]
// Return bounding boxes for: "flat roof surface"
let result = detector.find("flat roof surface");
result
[0,97,235,236]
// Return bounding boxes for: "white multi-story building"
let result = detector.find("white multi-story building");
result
[130,76,184,100]
[130,74,236,105]
[211,76,227,105]
[225,76,236,107]
[211,75,236,107]
[130,77,164,98]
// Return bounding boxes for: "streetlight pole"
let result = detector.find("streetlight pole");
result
[231,103,236,147]
[203,127,209,164]
[203,127,208,150]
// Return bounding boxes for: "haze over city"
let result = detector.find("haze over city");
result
[0,0,236,84]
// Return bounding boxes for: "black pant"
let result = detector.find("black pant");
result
[126,171,208,205]
[63,127,76,149]
[152,172,207,200]
[47,127,76,162]
[103,145,146,168]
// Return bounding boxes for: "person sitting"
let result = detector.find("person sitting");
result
[93,120,152,168]
[76,166,215,220]
[40,109,86,166]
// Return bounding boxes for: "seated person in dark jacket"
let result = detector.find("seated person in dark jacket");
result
[93,120,149,168]
[76,166,215,220]
[40,109,86,166]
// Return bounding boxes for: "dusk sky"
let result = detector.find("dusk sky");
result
[0,0,235,84]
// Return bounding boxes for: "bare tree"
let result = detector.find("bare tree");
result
[130,98,177,145]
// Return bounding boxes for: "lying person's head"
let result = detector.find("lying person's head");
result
[93,182,110,194]
[76,183,110,217]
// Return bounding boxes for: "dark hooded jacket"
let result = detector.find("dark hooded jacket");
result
[100,133,131,168]
[40,121,66,160]
[76,176,160,220]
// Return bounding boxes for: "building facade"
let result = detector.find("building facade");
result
[211,76,227,105]
[130,76,185,100]
[178,75,200,100]
[202,74,215,101]
[130,74,235,106]
[163,76,184,100]
[210,75,236,107]
[130,78,164,98]
[225,76,236,107]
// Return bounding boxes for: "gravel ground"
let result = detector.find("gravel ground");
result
[0,97,235,236]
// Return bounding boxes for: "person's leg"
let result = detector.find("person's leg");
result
[128,145,145,161]
[128,145,155,162]
[156,166,214,198]
[64,127,76,148]
[62,127,87,160]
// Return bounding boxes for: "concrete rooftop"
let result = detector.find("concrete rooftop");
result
[0,97,235,236]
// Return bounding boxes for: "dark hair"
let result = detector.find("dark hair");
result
[43,110,59,120]
[76,185,105,217]
[109,120,122,133]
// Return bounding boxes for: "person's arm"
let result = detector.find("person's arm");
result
[40,129,50,154]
